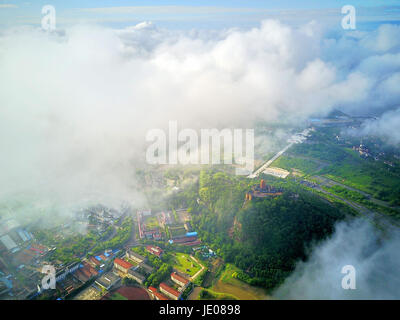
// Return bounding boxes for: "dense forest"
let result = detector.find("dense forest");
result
[169,169,351,290]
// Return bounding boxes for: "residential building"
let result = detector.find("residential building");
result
[171,272,190,289]
[159,282,181,300]
[127,269,146,284]
[148,286,169,300]
[114,258,133,274]
[138,262,154,275]
[145,245,163,258]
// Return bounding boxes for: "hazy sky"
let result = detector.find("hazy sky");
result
[1,0,400,29]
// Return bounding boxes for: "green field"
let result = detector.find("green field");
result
[198,288,237,300]
[290,135,400,206]
[171,252,201,276]
[145,216,159,229]
[272,155,321,175]
[209,263,270,300]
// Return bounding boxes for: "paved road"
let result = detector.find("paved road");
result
[307,181,400,229]
[248,142,294,178]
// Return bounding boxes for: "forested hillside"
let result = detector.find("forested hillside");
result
[170,169,352,290]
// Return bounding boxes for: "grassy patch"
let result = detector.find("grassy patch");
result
[272,156,321,175]
[110,292,128,300]
[171,252,201,276]
[145,216,159,229]
[198,288,237,300]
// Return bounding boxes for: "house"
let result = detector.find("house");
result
[138,262,154,275]
[127,269,146,284]
[171,272,190,289]
[159,282,181,300]
[148,286,169,300]
[95,271,121,291]
[145,245,163,258]
[89,256,102,267]
[114,258,133,274]
[126,250,146,264]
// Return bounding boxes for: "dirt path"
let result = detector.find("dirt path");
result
[188,287,202,300]
[189,255,205,281]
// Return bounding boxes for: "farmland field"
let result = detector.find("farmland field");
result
[210,264,270,300]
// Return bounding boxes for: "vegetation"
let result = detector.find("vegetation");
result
[198,288,237,300]
[34,217,133,264]
[272,155,321,175]
[170,252,201,276]
[290,128,400,206]
[145,263,172,287]
[170,169,349,292]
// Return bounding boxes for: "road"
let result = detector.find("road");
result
[305,180,400,229]
[248,128,311,179]
[248,142,294,178]
[314,175,400,210]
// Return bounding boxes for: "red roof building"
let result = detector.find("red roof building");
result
[171,272,190,287]
[148,286,169,300]
[159,282,181,300]
[90,256,101,266]
[146,245,163,257]
[114,258,133,273]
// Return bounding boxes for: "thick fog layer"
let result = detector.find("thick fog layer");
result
[0,20,399,214]
[273,219,400,299]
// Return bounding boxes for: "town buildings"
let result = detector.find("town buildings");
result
[95,271,121,291]
[126,250,146,264]
[114,258,133,274]
[127,269,146,284]
[145,245,163,257]
[171,272,190,291]
[148,286,169,300]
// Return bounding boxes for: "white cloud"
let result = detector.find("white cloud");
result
[0,20,399,215]
[273,219,400,299]
[0,4,17,8]
[79,6,267,15]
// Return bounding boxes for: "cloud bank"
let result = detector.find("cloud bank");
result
[0,20,399,216]
[273,219,400,299]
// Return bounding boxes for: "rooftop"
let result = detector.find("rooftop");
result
[95,272,120,289]
[171,272,190,285]
[114,258,133,270]
[160,282,181,298]
[128,269,146,281]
